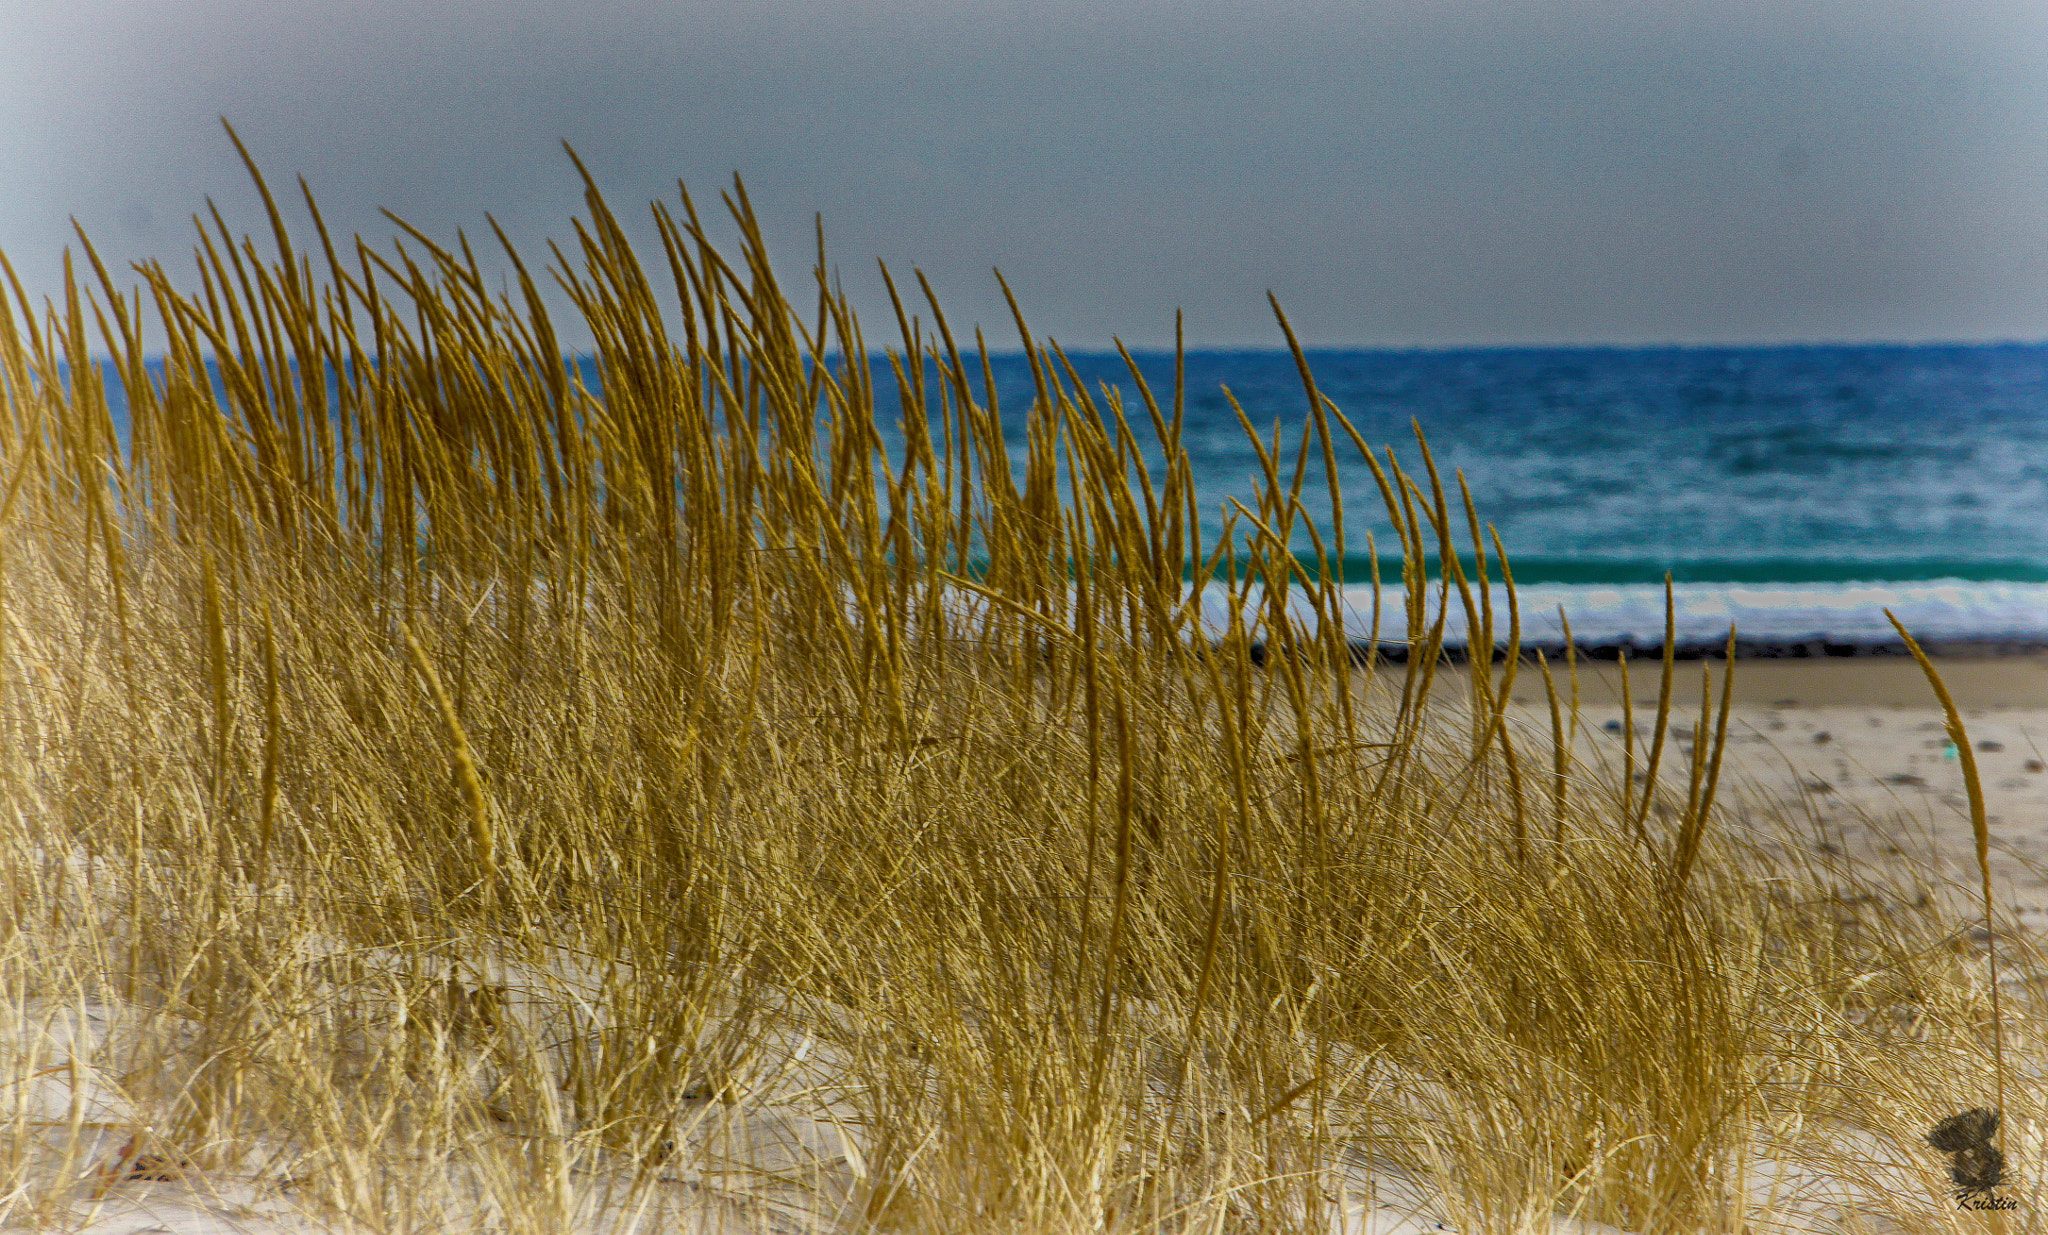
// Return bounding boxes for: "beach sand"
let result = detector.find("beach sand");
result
[1487,655,2048,927]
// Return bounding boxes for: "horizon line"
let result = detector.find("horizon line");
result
[54,335,2048,368]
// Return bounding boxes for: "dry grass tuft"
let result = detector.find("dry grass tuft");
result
[0,125,2036,1233]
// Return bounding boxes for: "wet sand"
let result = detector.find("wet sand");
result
[1506,653,2048,711]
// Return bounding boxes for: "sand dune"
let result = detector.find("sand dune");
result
[22,656,2047,1235]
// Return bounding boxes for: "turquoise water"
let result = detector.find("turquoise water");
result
[868,344,2048,647]
[876,344,2048,585]
[77,341,2048,646]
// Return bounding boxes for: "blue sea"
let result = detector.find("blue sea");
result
[92,342,2048,651]
[868,343,2048,651]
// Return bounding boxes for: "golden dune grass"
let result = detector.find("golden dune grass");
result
[0,126,2037,1234]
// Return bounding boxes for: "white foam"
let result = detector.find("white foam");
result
[441,573,2048,652]
[1194,579,2048,648]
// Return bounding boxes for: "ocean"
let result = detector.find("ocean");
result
[88,342,2048,653]
[867,343,2048,653]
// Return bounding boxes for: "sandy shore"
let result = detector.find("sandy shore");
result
[1514,653,2048,711]
[1470,654,2048,929]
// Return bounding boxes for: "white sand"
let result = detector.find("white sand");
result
[1498,656,2048,925]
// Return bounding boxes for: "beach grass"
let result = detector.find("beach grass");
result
[0,131,2037,1233]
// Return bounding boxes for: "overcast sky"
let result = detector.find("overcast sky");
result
[4,0,2046,352]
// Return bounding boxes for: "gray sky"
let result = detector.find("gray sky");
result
[4,0,2046,352]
